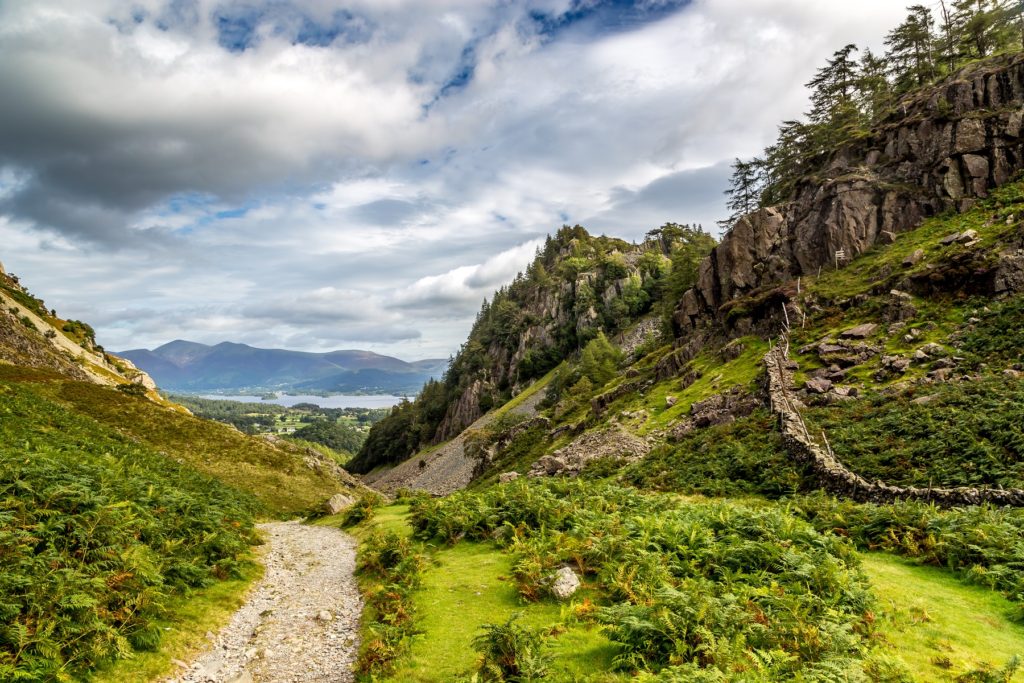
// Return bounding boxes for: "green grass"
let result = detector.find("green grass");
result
[0,366,346,515]
[350,504,622,682]
[864,553,1024,681]
[624,338,767,435]
[492,364,561,420]
[385,541,621,683]
[89,560,263,683]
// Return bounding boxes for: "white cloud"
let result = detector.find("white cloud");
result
[0,0,909,357]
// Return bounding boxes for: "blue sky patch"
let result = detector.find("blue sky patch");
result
[528,0,691,41]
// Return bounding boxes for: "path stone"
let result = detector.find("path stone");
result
[166,521,361,683]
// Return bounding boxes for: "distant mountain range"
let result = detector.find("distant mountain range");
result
[118,340,448,394]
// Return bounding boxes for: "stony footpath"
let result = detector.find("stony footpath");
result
[166,521,361,683]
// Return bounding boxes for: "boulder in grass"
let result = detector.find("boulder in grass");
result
[322,493,355,516]
[840,323,877,339]
[805,377,833,394]
[549,566,581,600]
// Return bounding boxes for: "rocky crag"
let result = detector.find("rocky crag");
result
[0,261,159,396]
[676,54,1024,336]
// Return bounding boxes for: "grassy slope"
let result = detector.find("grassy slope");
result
[89,560,263,683]
[0,365,345,515]
[346,506,1022,682]
[864,553,1024,680]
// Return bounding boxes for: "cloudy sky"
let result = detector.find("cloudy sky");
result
[0,0,908,359]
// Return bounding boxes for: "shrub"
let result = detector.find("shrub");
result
[353,530,426,677]
[792,492,1024,616]
[116,383,147,397]
[338,495,380,527]
[413,480,874,678]
[471,614,551,682]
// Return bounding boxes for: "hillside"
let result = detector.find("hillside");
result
[347,223,714,474]
[1,262,160,400]
[119,340,447,394]
[0,264,366,680]
[342,48,1024,683]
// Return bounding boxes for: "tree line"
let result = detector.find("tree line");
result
[720,1,1024,229]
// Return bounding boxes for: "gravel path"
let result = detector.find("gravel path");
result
[167,521,362,683]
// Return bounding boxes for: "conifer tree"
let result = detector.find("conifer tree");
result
[806,44,860,125]
[953,0,1010,59]
[885,5,936,91]
[718,158,762,230]
[856,49,892,120]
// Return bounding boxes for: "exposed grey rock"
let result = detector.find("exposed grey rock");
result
[529,426,650,477]
[903,249,925,267]
[323,494,355,516]
[549,566,581,600]
[669,388,760,439]
[940,232,962,246]
[911,394,940,405]
[840,323,877,339]
[878,230,897,244]
[665,395,677,407]
[994,252,1024,294]
[498,471,520,483]
[881,355,911,373]
[957,228,980,243]
[805,377,833,394]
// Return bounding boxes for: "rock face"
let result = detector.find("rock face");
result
[432,240,670,443]
[668,387,761,440]
[0,267,159,393]
[675,54,1024,334]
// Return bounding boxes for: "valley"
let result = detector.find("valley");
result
[4,3,1024,683]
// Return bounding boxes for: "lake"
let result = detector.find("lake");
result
[197,393,406,409]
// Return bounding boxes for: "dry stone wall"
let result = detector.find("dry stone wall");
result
[765,337,1024,507]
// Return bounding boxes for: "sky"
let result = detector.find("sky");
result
[0,0,909,359]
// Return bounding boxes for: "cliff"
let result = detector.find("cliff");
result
[676,53,1024,336]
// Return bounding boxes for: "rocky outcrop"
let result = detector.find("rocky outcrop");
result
[765,337,1024,507]
[322,493,355,516]
[367,382,549,496]
[435,379,491,442]
[528,425,650,477]
[676,54,1024,334]
[667,387,761,440]
[0,268,159,394]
